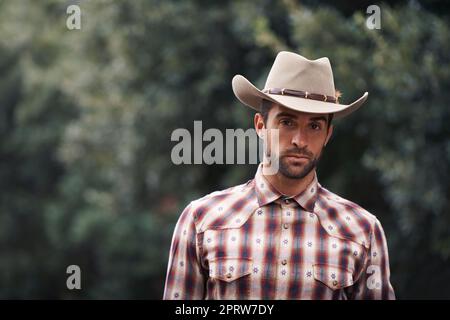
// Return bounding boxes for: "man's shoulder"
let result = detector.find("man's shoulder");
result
[316,185,382,248]
[317,185,379,224]
[190,179,253,208]
[187,179,258,233]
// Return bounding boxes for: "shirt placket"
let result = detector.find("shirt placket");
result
[275,197,295,299]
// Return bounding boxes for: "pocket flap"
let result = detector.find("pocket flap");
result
[209,257,252,282]
[313,263,354,290]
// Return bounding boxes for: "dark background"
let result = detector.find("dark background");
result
[0,0,449,299]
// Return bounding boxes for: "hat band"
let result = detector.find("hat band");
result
[263,88,338,104]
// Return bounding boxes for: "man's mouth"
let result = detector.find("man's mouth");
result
[284,154,310,159]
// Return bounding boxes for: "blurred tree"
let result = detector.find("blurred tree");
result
[0,0,80,297]
[0,0,448,299]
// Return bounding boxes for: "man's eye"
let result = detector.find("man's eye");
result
[310,123,322,130]
[280,119,293,126]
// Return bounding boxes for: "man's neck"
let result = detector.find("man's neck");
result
[262,165,316,198]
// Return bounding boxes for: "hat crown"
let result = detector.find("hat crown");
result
[264,51,336,97]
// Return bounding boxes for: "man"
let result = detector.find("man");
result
[163,51,395,299]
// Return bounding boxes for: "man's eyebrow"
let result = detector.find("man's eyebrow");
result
[309,116,328,123]
[274,112,328,123]
[274,111,298,119]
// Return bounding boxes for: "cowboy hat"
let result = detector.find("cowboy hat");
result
[232,51,368,119]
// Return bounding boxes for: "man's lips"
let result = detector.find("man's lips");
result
[284,154,310,159]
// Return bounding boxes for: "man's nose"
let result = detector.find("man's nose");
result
[291,129,308,148]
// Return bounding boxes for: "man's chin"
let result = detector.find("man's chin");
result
[280,170,308,179]
[278,159,315,179]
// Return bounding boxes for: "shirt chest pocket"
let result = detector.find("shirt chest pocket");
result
[313,263,354,290]
[208,257,252,282]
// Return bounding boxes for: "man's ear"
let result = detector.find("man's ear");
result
[254,113,265,138]
[324,124,334,146]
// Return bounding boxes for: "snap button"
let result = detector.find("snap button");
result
[284,199,291,204]
[226,273,232,279]
[332,280,338,286]
[283,223,289,229]
[281,259,287,265]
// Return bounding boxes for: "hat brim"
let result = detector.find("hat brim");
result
[232,74,368,119]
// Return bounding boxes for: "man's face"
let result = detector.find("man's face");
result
[255,103,333,179]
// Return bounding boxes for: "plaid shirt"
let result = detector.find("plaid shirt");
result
[163,164,395,300]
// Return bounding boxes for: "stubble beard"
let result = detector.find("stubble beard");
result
[277,148,323,179]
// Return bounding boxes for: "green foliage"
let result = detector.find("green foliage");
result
[0,0,448,298]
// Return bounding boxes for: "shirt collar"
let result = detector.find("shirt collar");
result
[254,163,319,213]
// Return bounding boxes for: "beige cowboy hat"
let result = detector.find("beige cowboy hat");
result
[232,51,368,119]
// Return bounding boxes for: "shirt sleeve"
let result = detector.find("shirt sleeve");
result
[163,203,207,300]
[349,218,396,300]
